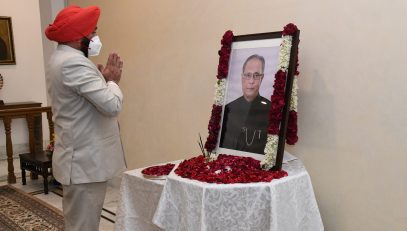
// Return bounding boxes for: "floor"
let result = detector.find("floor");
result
[0,157,121,231]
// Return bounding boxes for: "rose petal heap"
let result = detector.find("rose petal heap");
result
[175,154,288,184]
[142,163,176,176]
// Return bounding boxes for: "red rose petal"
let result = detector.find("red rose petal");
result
[175,154,287,184]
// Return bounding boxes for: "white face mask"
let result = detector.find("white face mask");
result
[88,36,102,56]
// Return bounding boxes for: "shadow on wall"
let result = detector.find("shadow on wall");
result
[298,70,336,149]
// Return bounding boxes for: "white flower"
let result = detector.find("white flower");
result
[214,79,226,106]
[278,36,292,71]
[289,77,298,111]
[261,135,279,170]
[205,152,218,162]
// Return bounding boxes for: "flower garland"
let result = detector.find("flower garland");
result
[204,30,233,153]
[175,154,287,184]
[286,40,300,145]
[204,25,299,171]
[261,23,299,170]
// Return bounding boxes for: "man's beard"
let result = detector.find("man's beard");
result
[80,37,90,57]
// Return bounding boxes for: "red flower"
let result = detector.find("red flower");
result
[287,111,297,127]
[175,154,288,184]
[217,46,232,79]
[273,83,286,95]
[205,104,223,152]
[286,135,298,145]
[268,70,288,135]
[218,46,231,59]
[271,95,285,108]
[221,30,234,46]
[268,125,280,135]
[217,62,229,79]
[286,111,298,145]
[204,141,216,151]
[142,163,176,176]
[275,70,287,80]
[272,111,283,120]
[273,70,287,95]
[282,23,298,36]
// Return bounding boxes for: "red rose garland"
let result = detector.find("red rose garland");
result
[286,111,298,145]
[205,105,223,151]
[268,70,288,135]
[205,30,233,152]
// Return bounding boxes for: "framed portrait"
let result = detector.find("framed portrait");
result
[205,27,300,170]
[0,17,16,65]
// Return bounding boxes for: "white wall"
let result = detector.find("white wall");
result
[0,0,65,158]
[0,0,48,157]
[39,0,66,105]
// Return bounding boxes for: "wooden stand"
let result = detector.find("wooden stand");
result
[0,101,42,183]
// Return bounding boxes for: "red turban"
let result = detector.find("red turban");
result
[45,5,100,43]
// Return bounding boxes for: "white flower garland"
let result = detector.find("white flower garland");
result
[278,36,292,71]
[205,78,227,160]
[261,35,293,170]
[214,79,227,106]
[289,77,298,111]
[260,135,279,169]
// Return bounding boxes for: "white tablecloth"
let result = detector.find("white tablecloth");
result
[115,159,324,231]
[115,167,165,231]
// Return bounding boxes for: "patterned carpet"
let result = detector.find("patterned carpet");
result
[0,185,64,231]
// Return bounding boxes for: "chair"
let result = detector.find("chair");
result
[17,107,54,194]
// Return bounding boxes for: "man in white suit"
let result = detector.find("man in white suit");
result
[45,5,126,230]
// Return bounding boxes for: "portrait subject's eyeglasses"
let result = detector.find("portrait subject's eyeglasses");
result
[242,72,264,80]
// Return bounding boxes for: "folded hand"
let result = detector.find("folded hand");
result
[98,52,123,84]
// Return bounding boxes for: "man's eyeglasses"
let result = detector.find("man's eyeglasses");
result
[242,72,264,80]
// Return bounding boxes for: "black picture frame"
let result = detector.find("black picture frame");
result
[215,30,300,170]
[0,17,16,65]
